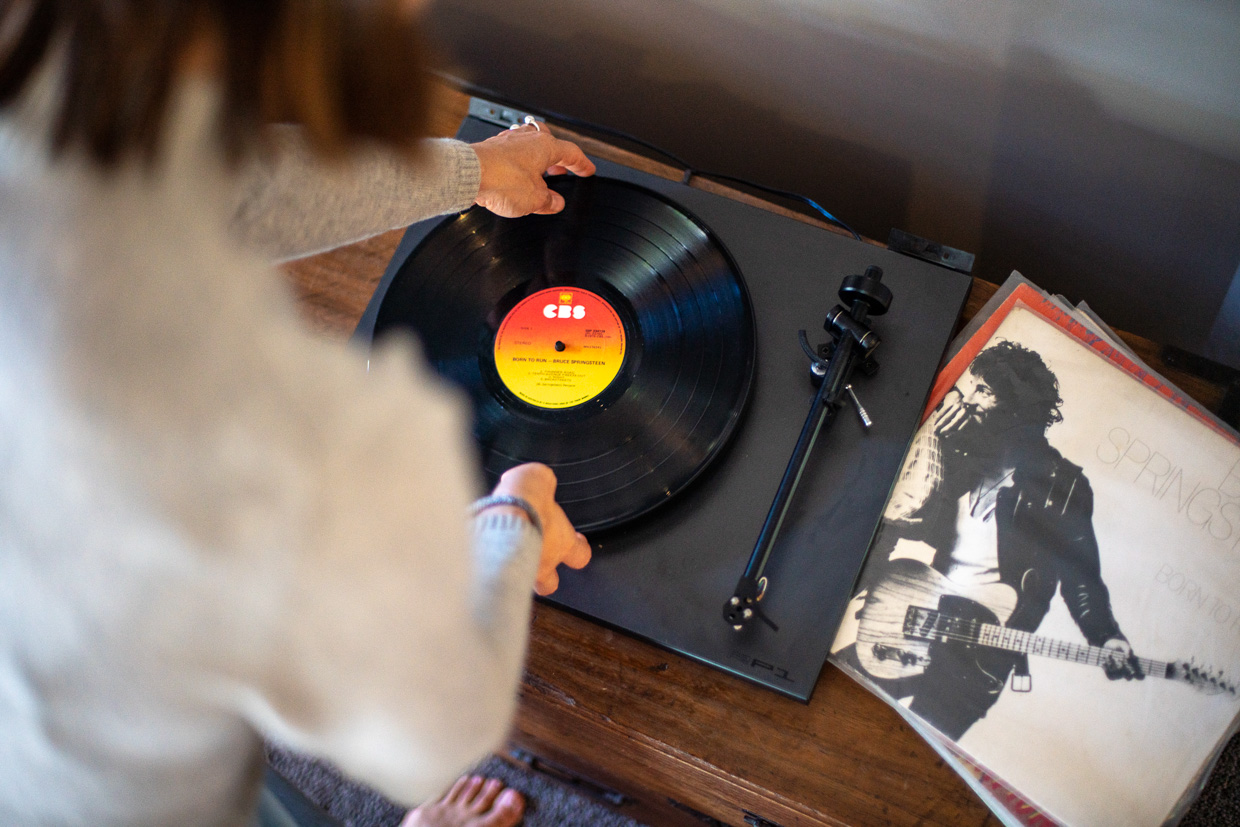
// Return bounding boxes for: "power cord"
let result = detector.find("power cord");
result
[453,79,862,242]
[538,108,862,242]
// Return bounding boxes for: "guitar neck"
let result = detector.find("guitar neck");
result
[908,608,1171,679]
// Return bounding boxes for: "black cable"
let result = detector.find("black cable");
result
[540,109,862,242]
[694,171,862,242]
[449,79,863,242]
[534,110,695,171]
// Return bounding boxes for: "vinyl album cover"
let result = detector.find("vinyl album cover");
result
[832,304,1240,827]
[912,721,1059,827]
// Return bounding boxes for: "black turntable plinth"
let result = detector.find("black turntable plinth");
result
[355,111,971,700]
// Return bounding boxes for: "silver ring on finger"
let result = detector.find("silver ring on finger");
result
[508,115,541,132]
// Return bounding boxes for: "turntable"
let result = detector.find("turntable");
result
[355,101,971,700]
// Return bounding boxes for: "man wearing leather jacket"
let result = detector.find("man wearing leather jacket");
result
[865,340,1143,739]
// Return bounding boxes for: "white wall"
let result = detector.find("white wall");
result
[428,0,1240,363]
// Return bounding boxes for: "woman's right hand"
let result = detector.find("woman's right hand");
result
[491,463,591,595]
[470,124,596,218]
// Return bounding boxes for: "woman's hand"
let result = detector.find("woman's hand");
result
[490,463,592,595]
[471,124,596,218]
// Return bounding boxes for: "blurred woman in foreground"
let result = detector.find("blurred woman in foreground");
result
[0,2,593,825]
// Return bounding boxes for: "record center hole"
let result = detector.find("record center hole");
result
[554,341,566,352]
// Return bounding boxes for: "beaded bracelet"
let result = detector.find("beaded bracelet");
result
[468,494,543,535]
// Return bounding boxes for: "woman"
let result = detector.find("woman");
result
[0,2,593,825]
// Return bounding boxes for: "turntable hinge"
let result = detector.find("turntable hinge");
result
[468,97,545,130]
[887,228,974,274]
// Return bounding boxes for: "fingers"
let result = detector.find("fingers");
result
[534,497,591,594]
[546,134,596,178]
[535,567,559,597]
[934,401,967,435]
[508,121,595,177]
[491,463,592,595]
[1102,638,1143,680]
[534,533,590,595]
[933,385,976,435]
[531,188,566,215]
[931,390,962,432]
[472,123,594,219]
[943,405,968,433]
[564,532,591,569]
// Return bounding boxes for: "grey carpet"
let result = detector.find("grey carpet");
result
[270,731,1240,826]
[1182,732,1240,827]
[265,745,648,827]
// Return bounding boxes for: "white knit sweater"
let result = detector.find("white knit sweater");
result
[0,73,541,826]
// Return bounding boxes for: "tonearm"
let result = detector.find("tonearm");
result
[723,265,893,632]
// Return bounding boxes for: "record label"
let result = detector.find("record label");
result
[494,287,626,409]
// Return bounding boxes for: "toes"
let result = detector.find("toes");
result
[443,775,472,805]
[480,788,525,827]
[470,778,503,814]
[452,775,485,806]
[401,775,524,827]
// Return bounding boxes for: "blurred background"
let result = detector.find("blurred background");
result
[426,0,1240,369]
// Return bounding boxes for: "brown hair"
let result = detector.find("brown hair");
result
[0,0,434,167]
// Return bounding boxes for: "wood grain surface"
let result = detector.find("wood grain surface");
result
[279,81,1225,827]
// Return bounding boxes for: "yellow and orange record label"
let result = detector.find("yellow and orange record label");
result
[494,287,626,409]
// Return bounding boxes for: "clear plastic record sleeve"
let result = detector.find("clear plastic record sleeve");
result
[831,275,1240,827]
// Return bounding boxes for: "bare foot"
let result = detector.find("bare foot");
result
[400,775,525,827]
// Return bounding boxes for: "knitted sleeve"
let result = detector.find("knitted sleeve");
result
[229,131,481,261]
[236,331,541,807]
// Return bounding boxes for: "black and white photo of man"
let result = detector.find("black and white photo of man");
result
[845,340,1143,739]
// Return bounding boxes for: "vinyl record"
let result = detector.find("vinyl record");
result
[373,175,756,531]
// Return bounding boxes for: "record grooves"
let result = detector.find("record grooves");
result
[373,175,757,531]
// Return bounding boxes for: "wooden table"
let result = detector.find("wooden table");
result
[281,83,1227,827]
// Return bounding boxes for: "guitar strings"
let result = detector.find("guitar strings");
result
[909,611,1170,678]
